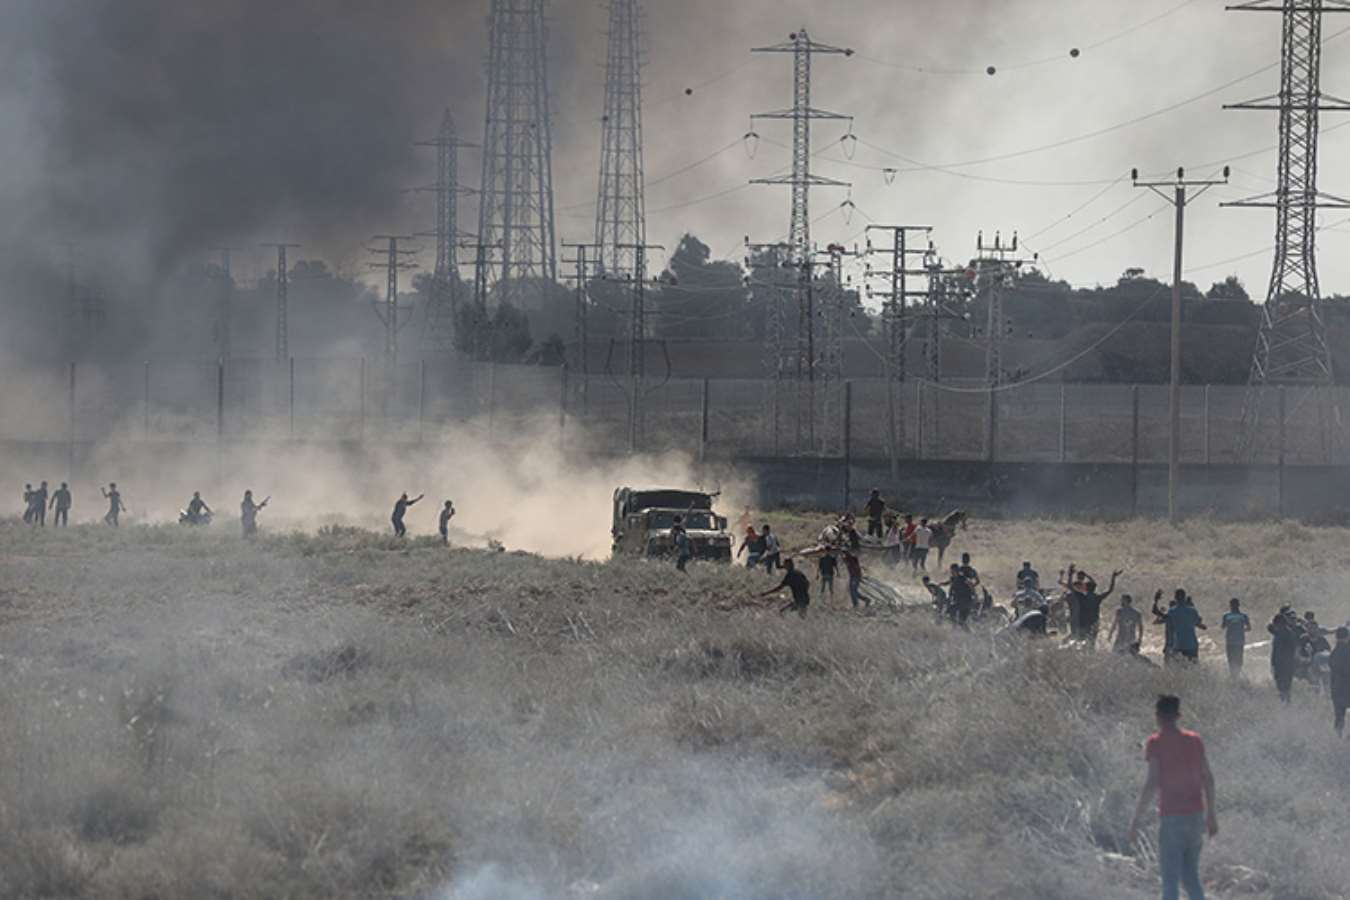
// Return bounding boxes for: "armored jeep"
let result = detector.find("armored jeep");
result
[611,487,733,562]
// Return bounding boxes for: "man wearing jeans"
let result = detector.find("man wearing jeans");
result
[1129,695,1218,900]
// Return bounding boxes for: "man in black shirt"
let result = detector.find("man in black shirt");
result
[50,482,72,527]
[1269,607,1301,704]
[1016,561,1039,591]
[762,558,812,618]
[439,500,456,545]
[1330,627,1350,737]
[864,489,887,538]
[817,553,837,602]
[391,492,423,537]
[32,481,49,527]
[942,563,976,626]
[1075,569,1122,647]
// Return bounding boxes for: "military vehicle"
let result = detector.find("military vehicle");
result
[611,487,733,562]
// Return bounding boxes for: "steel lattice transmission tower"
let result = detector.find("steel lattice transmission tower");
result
[262,242,301,363]
[478,0,558,309]
[594,0,646,278]
[1226,0,1350,434]
[415,110,477,355]
[751,28,852,451]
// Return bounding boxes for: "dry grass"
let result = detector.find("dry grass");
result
[1,515,1348,899]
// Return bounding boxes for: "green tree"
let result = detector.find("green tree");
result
[1206,275,1249,301]
[650,234,752,340]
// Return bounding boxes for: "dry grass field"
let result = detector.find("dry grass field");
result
[1,514,1348,899]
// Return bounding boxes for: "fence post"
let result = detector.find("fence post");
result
[487,361,497,442]
[67,362,76,482]
[700,378,710,463]
[843,381,853,511]
[915,380,925,461]
[559,364,568,453]
[1131,385,1141,517]
[1058,384,1067,463]
[289,357,296,439]
[358,357,367,443]
[216,360,225,443]
[143,360,151,439]
[1278,386,1287,517]
[418,359,427,444]
[1202,385,1210,466]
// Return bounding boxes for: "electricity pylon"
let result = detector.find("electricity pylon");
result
[367,235,418,380]
[414,110,476,355]
[478,0,557,309]
[207,247,241,361]
[866,225,932,475]
[1226,0,1350,453]
[750,28,853,452]
[972,231,1033,462]
[594,0,646,279]
[261,243,301,363]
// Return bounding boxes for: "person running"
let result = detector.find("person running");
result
[185,491,212,525]
[1220,599,1251,679]
[1153,590,1181,664]
[760,558,812,618]
[910,518,932,572]
[1128,694,1218,900]
[864,489,887,538]
[438,500,456,545]
[31,481,48,527]
[1016,561,1040,592]
[760,524,781,573]
[1269,606,1301,704]
[672,515,693,573]
[50,482,72,527]
[738,525,764,570]
[101,483,125,526]
[391,492,423,537]
[1107,594,1144,654]
[239,490,269,538]
[1163,594,1204,664]
[817,551,837,602]
[844,550,865,609]
[21,483,34,524]
[1330,627,1350,737]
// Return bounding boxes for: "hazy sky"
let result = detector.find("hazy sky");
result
[4,0,1350,310]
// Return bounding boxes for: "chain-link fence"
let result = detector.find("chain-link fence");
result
[5,359,1350,466]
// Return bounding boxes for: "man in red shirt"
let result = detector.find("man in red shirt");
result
[1128,695,1218,900]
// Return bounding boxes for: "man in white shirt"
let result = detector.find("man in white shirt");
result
[910,518,933,572]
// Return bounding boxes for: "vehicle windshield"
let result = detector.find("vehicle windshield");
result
[650,511,715,530]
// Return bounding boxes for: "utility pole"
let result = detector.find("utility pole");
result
[866,225,932,476]
[971,231,1034,464]
[1132,166,1229,523]
[594,0,646,278]
[814,242,859,456]
[261,243,301,363]
[1225,0,1350,455]
[750,28,853,452]
[367,235,418,401]
[562,241,598,397]
[414,110,477,356]
[479,0,557,308]
[458,239,498,361]
[615,240,664,452]
[746,238,793,453]
[208,246,241,361]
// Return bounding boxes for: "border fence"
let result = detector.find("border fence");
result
[4,357,1349,469]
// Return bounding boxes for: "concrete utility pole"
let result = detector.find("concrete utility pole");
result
[1132,166,1228,523]
[813,241,859,456]
[367,235,418,392]
[261,243,301,363]
[562,241,598,386]
[615,240,664,452]
[208,246,241,361]
[865,225,932,476]
[971,231,1034,465]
